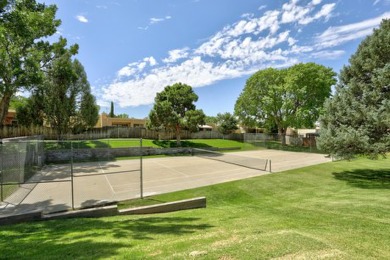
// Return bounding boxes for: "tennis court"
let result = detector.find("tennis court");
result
[0,150,331,215]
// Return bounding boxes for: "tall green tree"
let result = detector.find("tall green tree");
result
[215,112,238,135]
[72,62,99,133]
[17,38,99,138]
[318,19,390,159]
[147,82,205,145]
[235,63,336,144]
[15,89,45,126]
[0,0,60,126]
[109,101,115,118]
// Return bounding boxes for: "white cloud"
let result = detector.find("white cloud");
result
[137,26,149,30]
[195,9,282,58]
[299,3,335,24]
[373,0,390,5]
[316,3,336,20]
[310,50,345,59]
[103,55,296,107]
[145,56,157,66]
[150,16,172,24]
[76,15,88,23]
[241,13,254,19]
[281,0,335,25]
[99,0,383,109]
[315,12,390,48]
[287,37,297,46]
[117,57,157,78]
[287,45,314,54]
[258,5,267,11]
[163,48,190,63]
[139,15,172,30]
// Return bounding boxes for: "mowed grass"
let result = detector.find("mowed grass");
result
[45,138,258,151]
[1,157,389,259]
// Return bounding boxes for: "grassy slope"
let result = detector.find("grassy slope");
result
[1,157,389,259]
[45,138,258,150]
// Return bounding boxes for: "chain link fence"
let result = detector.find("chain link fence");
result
[1,138,143,215]
[243,133,321,153]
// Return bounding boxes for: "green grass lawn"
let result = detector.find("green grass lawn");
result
[44,138,258,151]
[1,157,389,259]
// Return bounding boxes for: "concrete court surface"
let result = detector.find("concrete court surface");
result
[0,150,332,216]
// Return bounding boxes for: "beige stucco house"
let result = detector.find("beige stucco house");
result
[95,113,146,128]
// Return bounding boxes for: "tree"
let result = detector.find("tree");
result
[0,0,60,126]
[205,115,218,125]
[72,64,99,133]
[15,90,45,126]
[18,38,99,138]
[109,101,115,118]
[73,91,99,133]
[183,109,206,132]
[148,82,205,145]
[235,63,336,144]
[215,112,238,135]
[9,95,27,110]
[317,19,390,159]
[116,113,129,119]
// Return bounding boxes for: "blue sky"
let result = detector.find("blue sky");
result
[41,0,390,118]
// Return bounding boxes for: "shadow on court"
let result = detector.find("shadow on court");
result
[333,169,390,189]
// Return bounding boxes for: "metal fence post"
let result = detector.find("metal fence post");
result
[70,141,75,210]
[140,138,143,199]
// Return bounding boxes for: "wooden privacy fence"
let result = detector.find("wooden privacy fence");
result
[0,126,244,141]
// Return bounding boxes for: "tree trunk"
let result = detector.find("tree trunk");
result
[278,127,286,145]
[0,92,13,127]
[176,125,181,146]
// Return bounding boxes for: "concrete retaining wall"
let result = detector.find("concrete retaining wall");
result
[42,205,119,220]
[119,197,206,215]
[0,210,42,225]
[0,197,206,225]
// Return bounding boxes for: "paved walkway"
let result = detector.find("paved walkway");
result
[0,150,332,217]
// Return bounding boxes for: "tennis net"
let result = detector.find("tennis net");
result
[192,148,268,171]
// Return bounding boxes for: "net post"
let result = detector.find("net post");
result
[140,138,143,199]
[70,141,75,210]
[269,160,272,173]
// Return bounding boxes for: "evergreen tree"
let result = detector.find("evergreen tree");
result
[16,38,99,137]
[109,101,115,117]
[318,19,390,159]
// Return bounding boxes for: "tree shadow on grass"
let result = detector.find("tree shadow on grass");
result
[153,140,212,148]
[112,216,213,240]
[45,140,111,150]
[0,216,213,258]
[333,169,390,189]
